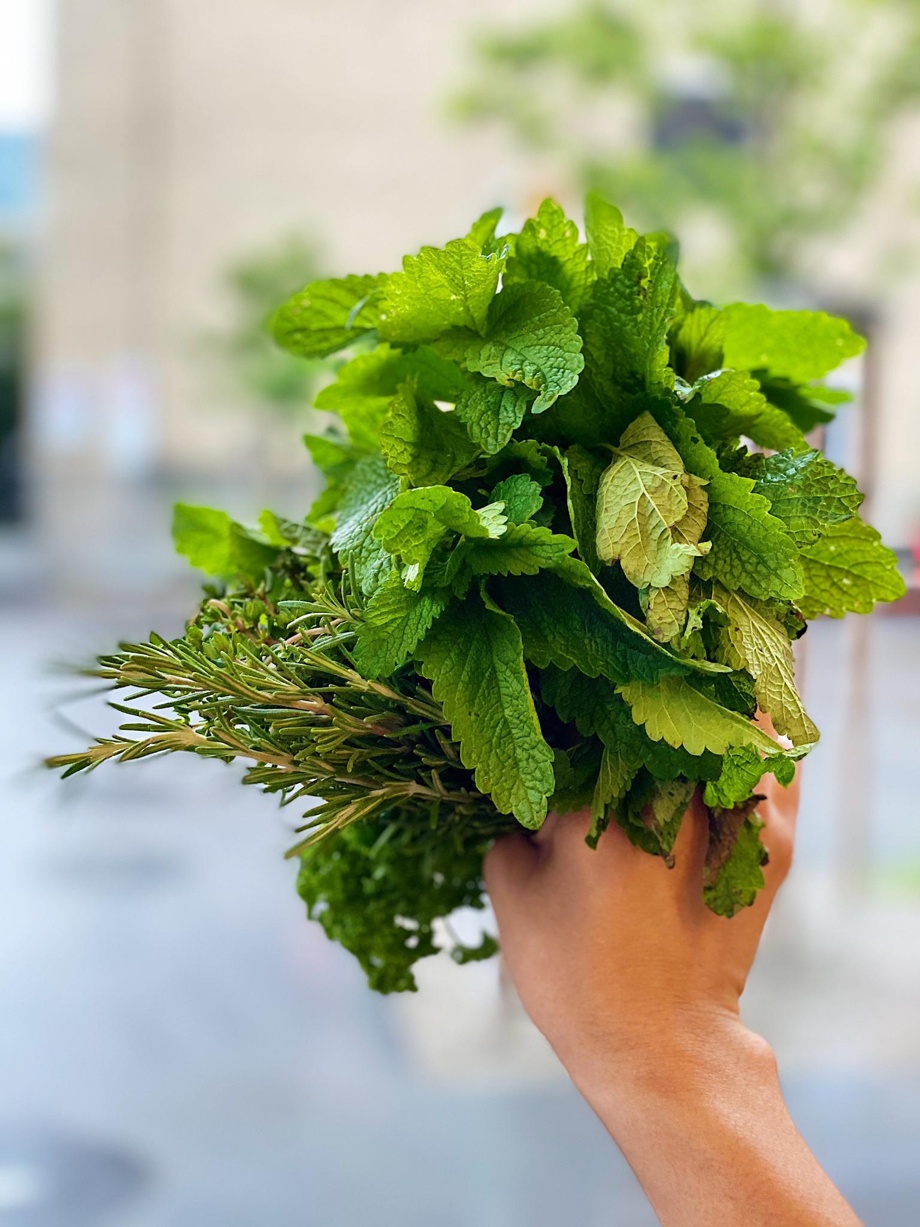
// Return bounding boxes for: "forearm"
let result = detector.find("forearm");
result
[567,1017,862,1227]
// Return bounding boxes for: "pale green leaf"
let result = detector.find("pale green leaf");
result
[619,675,779,756]
[716,585,819,746]
[374,486,507,579]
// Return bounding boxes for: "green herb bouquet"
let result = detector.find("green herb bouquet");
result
[50,196,905,992]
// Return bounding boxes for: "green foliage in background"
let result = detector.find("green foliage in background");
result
[209,234,329,412]
[452,0,920,294]
[49,198,904,991]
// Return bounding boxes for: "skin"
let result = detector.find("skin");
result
[484,758,863,1227]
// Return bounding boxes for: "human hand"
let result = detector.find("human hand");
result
[485,752,861,1226]
[484,759,798,1092]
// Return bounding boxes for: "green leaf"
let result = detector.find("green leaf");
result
[798,516,906,618]
[378,237,503,343]
[460,522,576,577]
[704,744,798,811]
[417,598,555,827]
[541,666,721,783]
[743,449,863,546]
[720,304,865,383]
[715,585,819,746]
[580,238,679,421]
[374,486,506,581]
[454,378,533,454]
[468,206,504,249]
[172,504,279,583]
[504,198,593,311]
[495,563,695,686]
[314,344,466,449]
[596,412,709,588]
[619,675,779,756]
[669,303,725,383]
[353,576,451,679]
[759,376,844,433]
[584,191,638,278]
[330,455,401,595]
[689,370,807,452]
[271,274,381,358]
[643,576,690,643]
[379,381,478,486]
[703,803,768,918]
[558,444,605,573]
[697,471,804,601]
[489,474,543,523]
[457,281,584,412]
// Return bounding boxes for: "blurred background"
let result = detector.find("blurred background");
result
[2,0,920,1223]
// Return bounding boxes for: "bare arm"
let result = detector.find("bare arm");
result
[484,764,861,1227]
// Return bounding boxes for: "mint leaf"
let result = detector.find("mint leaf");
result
[315,344,466,449]
[704,803,768,917]
[670,303,724,383]
[417,598,554,827]
[743,449,863,546]
[173,504,279,583]
[378,237,503,343]
[457,281,584,412]
[689,369,807,452]
[721,304,865,383]
[271,274,381,358]
[558,444,605,573]
[715,585,819,746]
[379,381,477,486]
[504,198,593,311]
[454,378,533,454]
[353,576,451,679]
[489,474,543,523]
[330,455,401,595]
[798,516,906,618]
[495,564,694,686]
[596,412,709,588]
[619,675,779,756]
[697,471,804,601]
[541,666,721,783]
[580,238,679,419]
[584,191,638,278]
[704,744,798,810]
[461,522,575,577]
[374,486,506,582]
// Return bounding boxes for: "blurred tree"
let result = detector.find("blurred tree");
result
[452,0,920,299]
[208,234,327,414]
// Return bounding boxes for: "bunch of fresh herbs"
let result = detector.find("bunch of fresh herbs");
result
[50,196,905,991]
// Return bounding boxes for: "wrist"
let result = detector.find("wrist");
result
[563,1008,777,1139]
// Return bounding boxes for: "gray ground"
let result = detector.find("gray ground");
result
[2,589,919,1226]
